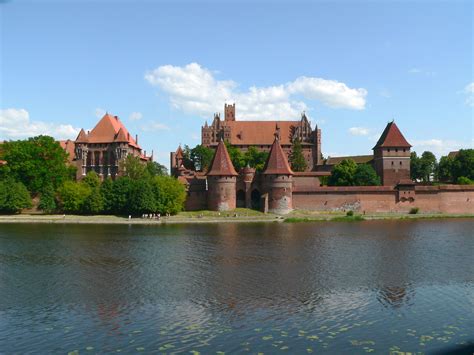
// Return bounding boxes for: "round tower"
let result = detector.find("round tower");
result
[206,140,238,211]
[262,135,294,214]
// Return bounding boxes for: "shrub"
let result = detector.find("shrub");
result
[457,176,474,185]
[0,179,32,213]
[409,207,419,214]
[346,210,354,216]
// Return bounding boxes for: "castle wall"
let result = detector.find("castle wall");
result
[262,175,293,214]
[207,176,237,211]
[293,186,474,214]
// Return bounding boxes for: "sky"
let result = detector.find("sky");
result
[1,0,473,168]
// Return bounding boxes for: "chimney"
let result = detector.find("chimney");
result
[135,134,138,144]
[115,115,118,120]
[127,133,130,141]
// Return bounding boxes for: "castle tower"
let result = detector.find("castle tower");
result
[373,121,412,186]
[206,139,238,211]
[262,134,294,214]
[224,103,235,121]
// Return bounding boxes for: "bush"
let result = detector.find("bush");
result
[346,210,354,216]
[38,183,57,213]
[57,181,91,213]
[409,207,419,214]
[457,176,474,185]
[0,179,32,213]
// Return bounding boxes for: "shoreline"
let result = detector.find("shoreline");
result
[0,211,473,225]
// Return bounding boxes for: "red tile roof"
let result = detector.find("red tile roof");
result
[75,129,88,143]
[374,121,411,149]
[175,145,183,159]
[222,120,302,146]
[262,136,293,175]
[207,140,238,176]
[78,113,140,148]
[59,139,75,164]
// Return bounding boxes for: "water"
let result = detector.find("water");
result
[0,220,473,354]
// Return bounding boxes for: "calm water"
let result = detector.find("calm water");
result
[0,220,473,354]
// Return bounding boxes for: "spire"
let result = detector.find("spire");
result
[373,121,411,149]
[262,136,293,175]
[75,128,88,143]
[207,140,238,176]
[176,145,183,159]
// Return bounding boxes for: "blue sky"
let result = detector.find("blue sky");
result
[1,0,473,168]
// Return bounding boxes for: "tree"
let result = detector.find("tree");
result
[457,176,474,185]
[437,155,454,182]
[57,181,91,213]
[353,164,381,186]
[289,139,307,172]
[419,151,437,182]
[243,146,269,172]
[182,145,195,170]
[146,161,168,176]
[225,142,245,171]
[128,179,156,215]
[452,149,474,182]
[151,176,186,215]
[0,179,32,213]
[108,177,134,214]
[100,177,115,213]
[410,152,423,181]
[120,155,148,180]
[38,183,57,213]
[1,136,72,194]
[328,159,358,186]
[190,145,214,172]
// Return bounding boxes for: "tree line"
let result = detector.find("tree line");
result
[0,136,185,214]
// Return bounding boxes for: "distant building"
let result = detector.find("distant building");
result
[72,113,152,179]
[201,103,322,171]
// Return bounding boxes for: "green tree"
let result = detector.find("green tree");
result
[1,136,71,194]
[457,176,474,185]
[128,179,156,215]
[152,176,186,215]
[146,161,168,176]
[57,181,91,213]
[419,151,437,182]
[410,152,422,181]
[0,179,32,213]
[328,159,358,186]
[120,155,148,180]
[437,155,454,182]
[38,183,57,213]
[225,142,245,171]
[452,149,474,182]
[243,146,269,172]
[190,145,214,172]
[353,164,381,186]
[108,177,133,214]
[289,139,307,172]
[182,145,194,170]
[100,177,115,213]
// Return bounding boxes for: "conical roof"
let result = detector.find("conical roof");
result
[373,121,411,149]
[114,127,128,142]
[207,140,238,176]
[75,128,88,143]
[176,145,184,159]
[262,136,293,175]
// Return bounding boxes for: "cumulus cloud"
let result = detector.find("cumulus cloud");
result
[464,82,474,106]
[349,127,370,136]
[129,112,143,121]
[141,121,170,132]
[145,63,367,120]
[410,138,472,157]
[0,108,79,140]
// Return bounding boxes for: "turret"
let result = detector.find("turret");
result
[262,134,294,214]
[373,121,412,186]
[206,139,238,211]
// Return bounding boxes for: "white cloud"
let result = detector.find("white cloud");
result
[410,138,472,157]
[0,108,79,140]
[145,62,367,120]
[129,112,143,121]
[464,82,474,106]
[141,121,170,132]
[349,127,370,136]
[95,107,106,118]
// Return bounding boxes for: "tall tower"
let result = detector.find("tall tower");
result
[206,139,238,211]
[373,121,412,186]
[224,103,236,121]
[262,134,294,214]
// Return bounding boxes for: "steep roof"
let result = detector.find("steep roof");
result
[207,140,238,176]
[81,113,140,148]
[373,121,411,149]
[175,145,183,159]
[75,129,88,143]
[447,151,459,159]
[59,139,76,164]
[262,136,294,175]
[221,120,304,146]
[325,155,374,165]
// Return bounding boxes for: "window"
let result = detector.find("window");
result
[400,161,402,165]
[391,161,394,165]
[395,148,398,152]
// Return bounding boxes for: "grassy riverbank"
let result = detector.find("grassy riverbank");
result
[0,209,473,225]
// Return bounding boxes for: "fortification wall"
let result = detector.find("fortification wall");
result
[293,186,474,214]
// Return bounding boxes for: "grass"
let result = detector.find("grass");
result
[284,214,365,223]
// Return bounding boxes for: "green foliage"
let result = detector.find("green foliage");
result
[289,139,307,172]
[128,179,155,214]
[243,146,269,172]
[452,149,474,182]
[328,159,357,186]
[0,179,32,213]
[410,152,422,181]
[182,145,195,170]
[353,164,381,186]
[411,151,437,182]
[38,183,57,213]
[82,171,101,189]
[57,181,91,213]
[146,161,168,176]
[120,155,148,180]
[346,210,354,216]
[409,207,420,214]
[319,175,329,186]
[190,145,214,172]
[225,142,245,171]
[437,156,454,182]
[1,135,72,194]
[151,176,187,215]
[457,176,474,185]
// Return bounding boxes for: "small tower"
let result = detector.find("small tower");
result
[224,103,236,121]
[262,134,294,214]
[206,139,238,211]
[373,121,412,186]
